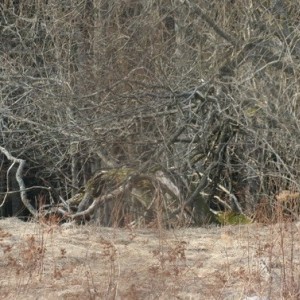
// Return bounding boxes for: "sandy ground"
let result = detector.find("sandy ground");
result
[0,218,299,300]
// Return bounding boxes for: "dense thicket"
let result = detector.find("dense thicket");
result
[1,0,299,225]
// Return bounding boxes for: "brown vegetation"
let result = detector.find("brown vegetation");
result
[1,1,300,298]
[0,1,300,224]
[0,217,299,299]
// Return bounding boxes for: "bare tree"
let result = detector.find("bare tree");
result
[1,0,300,225]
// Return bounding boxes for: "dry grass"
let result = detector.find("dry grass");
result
[0,216,299,300]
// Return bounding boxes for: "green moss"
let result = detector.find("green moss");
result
[216,211,252,225]
[67,192,84,206]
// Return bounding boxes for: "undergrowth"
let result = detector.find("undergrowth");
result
[0,201,298,300]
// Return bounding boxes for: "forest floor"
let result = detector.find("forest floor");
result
[0,217,299,299]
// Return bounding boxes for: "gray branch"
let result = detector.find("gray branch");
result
[0,146,38,217]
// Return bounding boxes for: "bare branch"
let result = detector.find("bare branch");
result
[0,146,38,217]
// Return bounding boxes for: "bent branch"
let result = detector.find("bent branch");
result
[0,146,38,217]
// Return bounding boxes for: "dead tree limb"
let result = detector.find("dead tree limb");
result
[0,146,38,217]
[70,172,183,221]
[70,181,133,220]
